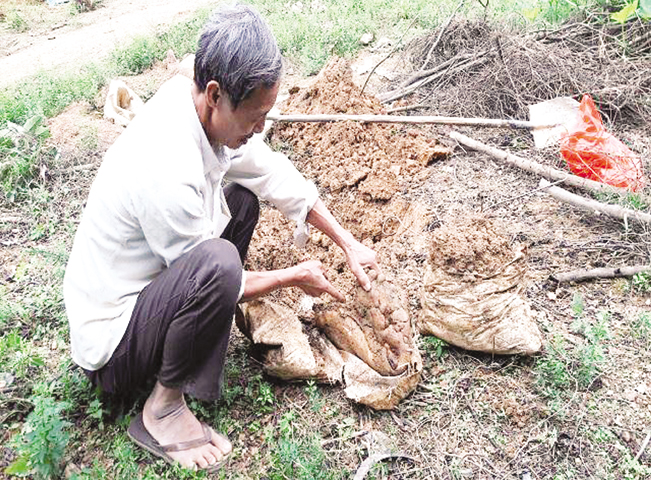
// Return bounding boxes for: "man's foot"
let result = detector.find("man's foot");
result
[140,382,232,470]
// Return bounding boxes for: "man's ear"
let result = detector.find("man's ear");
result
[205,80,221,108]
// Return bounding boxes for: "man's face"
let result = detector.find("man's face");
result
[207,82,279,149]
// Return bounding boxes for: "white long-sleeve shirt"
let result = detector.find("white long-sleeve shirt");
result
[63,75,318,371]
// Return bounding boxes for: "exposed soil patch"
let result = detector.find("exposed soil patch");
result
[0,0,214,88]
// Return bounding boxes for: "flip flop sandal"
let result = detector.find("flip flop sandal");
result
[127,412,228,473]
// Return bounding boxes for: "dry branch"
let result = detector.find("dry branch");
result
[552,265,651,283]
[635,429,651,462]
[539,178,651,225]
[449,131,627,196]
[378,53,493,104]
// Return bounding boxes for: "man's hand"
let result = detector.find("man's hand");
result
[241,260,344,303]
[291,260,345,302]
[307,198,381,292]
[342,238,381,291]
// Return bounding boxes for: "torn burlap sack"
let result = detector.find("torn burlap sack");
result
[419,247,543,355]
[103,79,144,127]
[237,273,422,410]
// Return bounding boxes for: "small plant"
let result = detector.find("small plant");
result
[268,410,342,479]
[576,311,610,388]
[6,10,28,32]
[0,329,45,379]
[422,336,448,360]
[632,271,651,293]
[535,335,574,398]
[631,311,651,345]
[305,379,324,412]
[6,385,71,480]
[0,115,55,203]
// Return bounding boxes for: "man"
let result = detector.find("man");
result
[63,3,379,472]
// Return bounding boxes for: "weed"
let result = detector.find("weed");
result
[631,271,651,293]
[422,335,448,360]
[305,379,325,412]
[631,311,651,345]
[0,329,45,379]
[577,311,610,388]
[535,335,574,397]
[6,9,28,32]
[247,374,275,413]
[536,311,611,398]
[268,410,344,479]
[6,384,71,480]
[0,115,55,203]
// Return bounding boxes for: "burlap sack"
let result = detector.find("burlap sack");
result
[103,79,144,127]
[418,249,543,355]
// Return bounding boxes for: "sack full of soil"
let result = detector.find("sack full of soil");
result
[418,216,543,355]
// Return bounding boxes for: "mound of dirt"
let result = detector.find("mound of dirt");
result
[273,58,451,199]
[428,214,513,280]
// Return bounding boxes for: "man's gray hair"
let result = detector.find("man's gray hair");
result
[194,4,282,109]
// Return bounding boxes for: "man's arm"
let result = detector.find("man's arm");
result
[306,198,380,291]
[241,260,344,303]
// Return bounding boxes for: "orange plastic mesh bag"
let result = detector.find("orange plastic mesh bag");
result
[560,94,645,191]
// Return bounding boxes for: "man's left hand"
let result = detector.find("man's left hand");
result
[343,238,381,291]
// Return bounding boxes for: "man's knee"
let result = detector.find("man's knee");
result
[191,239,242,301]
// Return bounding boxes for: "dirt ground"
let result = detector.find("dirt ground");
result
[0,0,214,88]
[2,2,651,478]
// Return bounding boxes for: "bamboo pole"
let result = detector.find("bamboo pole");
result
[266,113,551,129]
[450,131,628,196]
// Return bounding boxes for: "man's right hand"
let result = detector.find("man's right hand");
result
[240,260,344,303]
[290,260,344,302]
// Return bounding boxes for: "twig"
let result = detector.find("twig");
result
[387,104,425,113]
[420,0,466,70]
[353,453,415,480]
[400,51,481,88]
[552,265,651,283]
[379,54,492,104]
[635,429,651,462]
[449,131,628,196]
[540,178,651,226]
[360,16,420,96]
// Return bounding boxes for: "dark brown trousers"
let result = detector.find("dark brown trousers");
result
[85,184,259,401]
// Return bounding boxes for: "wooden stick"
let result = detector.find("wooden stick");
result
[552,265,651,283]
[420,0,466,70]
[450,131,627,195]
[539,178,651,225]
[268,113,549,129]
[635,429,651,462]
